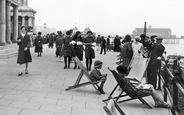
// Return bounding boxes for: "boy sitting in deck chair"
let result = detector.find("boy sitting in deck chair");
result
[90,60,107,94]
[116,65,172,108]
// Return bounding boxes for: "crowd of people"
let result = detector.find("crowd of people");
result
[16,26,171,108]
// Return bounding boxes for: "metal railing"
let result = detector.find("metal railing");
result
[158,58,184,115]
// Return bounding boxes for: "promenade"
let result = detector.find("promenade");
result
[0,44,172,115]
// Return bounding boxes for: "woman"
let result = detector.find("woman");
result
[83,31,95,71]
[132,36,143,58]
[17,26,32,76]
[55,31,64,62]
[72,31,84,69]
[63,29,73,69]
[121,35,133,68]
[34,32,43,57]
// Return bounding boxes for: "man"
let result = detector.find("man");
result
[96,35,101,51]
[147,36,165,89]
[106,35,111,51]
[100,36,106,55]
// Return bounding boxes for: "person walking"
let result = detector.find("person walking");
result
[106,35,111,51]
[113,35,121,52]
[147,36,165,89]
[17,26,32,76]
[72,31,84,69]
[96,35,101,51]
[63,30,73,69]
[34,32,43,57]
[132,36,143,58]
[83,31,95,71]
[55,31,64,62]
[100,36,106,55]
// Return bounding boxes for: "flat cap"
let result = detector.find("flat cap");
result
[155,37,163,40]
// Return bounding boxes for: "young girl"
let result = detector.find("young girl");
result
[89,60,107,94]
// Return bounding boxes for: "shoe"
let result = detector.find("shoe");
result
[155,103,171,108]
[18,72,23,76]
[73,66,77,69]
[64,66,67,69]
[25,70,28,74]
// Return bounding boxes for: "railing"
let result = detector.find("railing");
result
[158,58,184,115]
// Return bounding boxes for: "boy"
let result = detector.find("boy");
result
[90,60,107,94]
[116,65,171,108]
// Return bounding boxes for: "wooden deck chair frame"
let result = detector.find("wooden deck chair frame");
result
[65,56,103,94]
[103,98,126,115]
[103,68,152,109]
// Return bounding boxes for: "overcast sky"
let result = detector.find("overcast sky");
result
[29,0,184,37]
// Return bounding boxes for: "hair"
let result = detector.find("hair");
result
[72,31,81,40]
[20,26,26,31]
[116,65,127,74]
[87,31,93,34]
[124,35,131,42]
[38,32,42,35]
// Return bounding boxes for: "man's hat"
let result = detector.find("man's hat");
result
[155,37,163,40]
[94,60,103,68]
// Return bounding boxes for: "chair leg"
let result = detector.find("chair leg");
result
[138,97,152,109]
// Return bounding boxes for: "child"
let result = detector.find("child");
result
[116,65,171,108]
[90,60,107,94]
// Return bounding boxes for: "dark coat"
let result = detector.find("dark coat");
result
[17,34,32,64]
[34,36,43,53]
[73,36,83,61]
[63,36,73,57]
[121,42,133,68]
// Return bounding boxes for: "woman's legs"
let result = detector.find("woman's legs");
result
[64,56,67,69]
[67,57,71,68]
[18,64,23,76]
[89,58,92,71]
[86,58,89,70]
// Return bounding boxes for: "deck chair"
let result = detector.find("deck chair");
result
[103,68,152,109]
[103,99,126,115]
[65,56,103,94]
[105,57,149,100]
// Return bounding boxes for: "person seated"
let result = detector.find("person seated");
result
[89,60,107,94]
[116,65,172,108]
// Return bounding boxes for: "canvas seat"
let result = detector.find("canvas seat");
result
[65,56,103,94]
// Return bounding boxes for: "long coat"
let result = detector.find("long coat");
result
[121,42,133,68]
[55,35,64,56]
[34,36,43,53]
[17,34,32,64]
[73,36,83,61]
[63,36,73,57]
[147,43,165,89]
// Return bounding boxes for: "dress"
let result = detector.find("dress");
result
[73,36,83,61]
[55,35,64,56]
[63,36,73,57]
[121,42,133,68]
[132,42,143,58]
[34,36,43,53]
[84,36,95,59]
[17,34,32,64]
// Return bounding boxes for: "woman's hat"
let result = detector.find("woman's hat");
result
[94,60,103,68]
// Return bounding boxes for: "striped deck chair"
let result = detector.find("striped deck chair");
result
[65,56,104,94]
[103,68,152,109]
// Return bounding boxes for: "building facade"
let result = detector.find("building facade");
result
[0,0,19,46]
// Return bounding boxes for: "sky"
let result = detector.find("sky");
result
[29,0,184,37]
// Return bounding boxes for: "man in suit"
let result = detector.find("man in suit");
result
[147,36,165,89]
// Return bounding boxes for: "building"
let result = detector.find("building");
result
[133,25,176,39]
[0,0,19,45]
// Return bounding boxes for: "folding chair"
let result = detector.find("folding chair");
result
[65,56,103,94]
[103,98,126,115]
[103,68,152,109]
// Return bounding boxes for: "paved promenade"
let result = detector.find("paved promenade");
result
[0,44,172,115]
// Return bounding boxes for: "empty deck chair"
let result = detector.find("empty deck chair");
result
[65,56,103,94]
[103,68,152,109]
[103,98,126,115]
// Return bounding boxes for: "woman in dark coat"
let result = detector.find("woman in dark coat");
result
[63,30,73,69]
[83,31,95,71]
[17,26,32,76]
[72,31,84,69]
[34,32,43,57]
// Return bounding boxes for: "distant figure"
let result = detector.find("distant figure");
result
[96,35,101,51]
[113,35,121,52]
[55,31,64,62]
[17,26,32,76]
[100,36,106,55]
[106,35,111,51]
[34,32,43,57]
[48,33,54,48]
